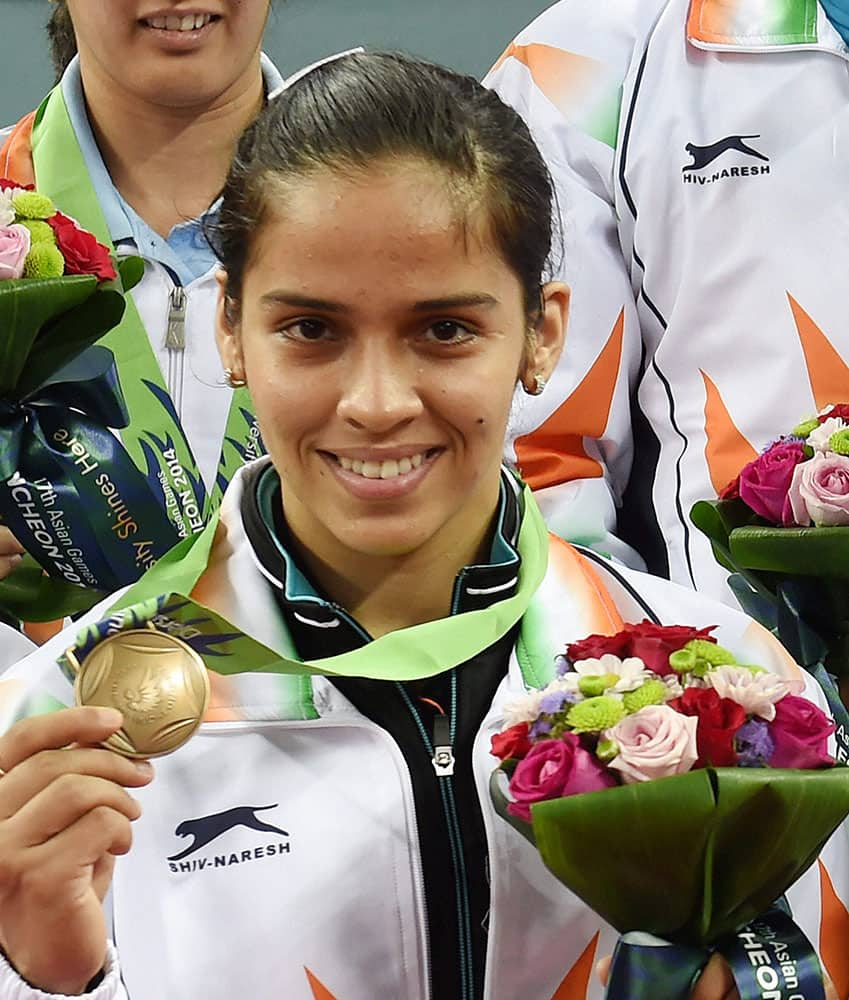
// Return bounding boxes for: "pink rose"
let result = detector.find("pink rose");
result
[738,441,807,525]
[0,223,31,280]
[787,452,849,526]
[507,734,617,822]
[769,694,835,769]
[606,705,699,783]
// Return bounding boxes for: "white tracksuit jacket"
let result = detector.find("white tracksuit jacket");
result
[486,0,849,603]
[0,465,847,999]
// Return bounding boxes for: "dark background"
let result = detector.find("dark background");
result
[2,0,552,123]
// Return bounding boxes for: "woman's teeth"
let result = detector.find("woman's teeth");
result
[337,453,426,479]
[146,13,214,31]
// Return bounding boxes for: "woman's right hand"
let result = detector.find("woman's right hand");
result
[0,526,24,581]
[0,707,154,994]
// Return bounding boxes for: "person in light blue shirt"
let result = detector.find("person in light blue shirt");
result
[0,1,283,650]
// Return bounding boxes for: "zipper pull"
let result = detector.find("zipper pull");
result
[432,714,455,777]
[165,287,187,350]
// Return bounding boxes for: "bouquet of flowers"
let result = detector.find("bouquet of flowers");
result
[691,405,849,698]
[491,621,849,999]
[0,178,183,621]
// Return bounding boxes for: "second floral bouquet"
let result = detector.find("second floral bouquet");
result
[491,621,849,999]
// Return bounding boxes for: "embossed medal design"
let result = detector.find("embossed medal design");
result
[66,626,210,759]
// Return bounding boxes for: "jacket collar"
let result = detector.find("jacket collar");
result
[687,0,846,53]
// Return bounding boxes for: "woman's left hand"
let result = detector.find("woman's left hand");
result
[596,952,838,999]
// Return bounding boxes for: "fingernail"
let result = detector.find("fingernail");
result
[8,554,22,568]
[95,707,123,727]
[134,760,154,777]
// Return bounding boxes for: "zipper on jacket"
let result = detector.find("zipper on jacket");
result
[397,676,474,1000]
[165,285,187,413]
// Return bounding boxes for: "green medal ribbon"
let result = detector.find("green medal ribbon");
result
[63,484,549,682]
[30,86,263,526]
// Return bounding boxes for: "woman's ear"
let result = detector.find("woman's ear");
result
[521,281,569,390]
[215,269,246,382]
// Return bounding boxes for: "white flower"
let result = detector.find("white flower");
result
[502,689,545,727]
[705,665,804,721]
[807,417,846,453]
[663,674,684,699]
[0,191,14,227]
[572,653,651,693]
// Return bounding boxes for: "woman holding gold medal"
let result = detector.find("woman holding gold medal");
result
[0,53,845,1000]
[0,0,283,656]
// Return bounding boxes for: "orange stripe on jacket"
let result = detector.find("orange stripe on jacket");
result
[305,968,338,1000]
[701,370,756,494]
[818,860,849,999]
[551,932,599,999]
[489,42,607,120]
[515,310,624,490]
[0,112,36,186]
[789,294,849,411]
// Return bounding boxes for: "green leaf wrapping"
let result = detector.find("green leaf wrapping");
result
[0,555,103,621]
[518,767,849,946]
[0,275,97,394]
[728,525,849,580]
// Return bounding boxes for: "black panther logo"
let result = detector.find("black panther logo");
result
[682,135,769,171]
[168,804,288,861]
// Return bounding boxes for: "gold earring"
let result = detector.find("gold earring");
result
[224,368,247,389]
[525,373,546,396]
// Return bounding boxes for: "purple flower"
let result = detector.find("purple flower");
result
[539,689,575,714]
[735,718,775,767]
[554,655,570,676]
[530,719,553,739]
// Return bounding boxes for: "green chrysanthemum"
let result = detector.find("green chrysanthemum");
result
[23,244,65,279]
[13,191,56,221]
[669,639,737,678]
[829,428,849,456]
[792,417,820,438]
[578,673,618,697]
[18,220,56,246]
[566,695,625,733]
[622,679,668,714]
[596,738,619,763]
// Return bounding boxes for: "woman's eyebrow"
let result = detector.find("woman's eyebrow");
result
[259,291,347,313]
[412,293,499,311]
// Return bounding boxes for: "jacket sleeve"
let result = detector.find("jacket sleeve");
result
[484,2,648,567]
[0,608,129,1000]
[0,945,127,1000]
[0,624,35,671]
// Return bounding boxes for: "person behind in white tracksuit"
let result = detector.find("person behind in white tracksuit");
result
[485,0,849,607]
[0,51,844,1000]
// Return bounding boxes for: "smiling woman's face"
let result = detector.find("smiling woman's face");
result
[217,158,565,565]
[66,1,270,109]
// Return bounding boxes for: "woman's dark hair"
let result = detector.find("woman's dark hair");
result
[47,1,77,82]
[213,51,557,318]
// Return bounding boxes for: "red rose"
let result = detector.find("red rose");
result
[818,404,849,424]
[490,723,532,761]
[719,475,740,500]
[621,621,717,676]
[566,630,630,664]
[507,734,617,822]
[673,687,746,766]
[47,211,116,281]
[738,441,807,525]
[769,695,835,769]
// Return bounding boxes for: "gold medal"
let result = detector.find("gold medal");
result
[65,625,210,759]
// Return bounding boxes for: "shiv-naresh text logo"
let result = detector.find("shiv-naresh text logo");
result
[682,134,770,185]
[167,804,291,874]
